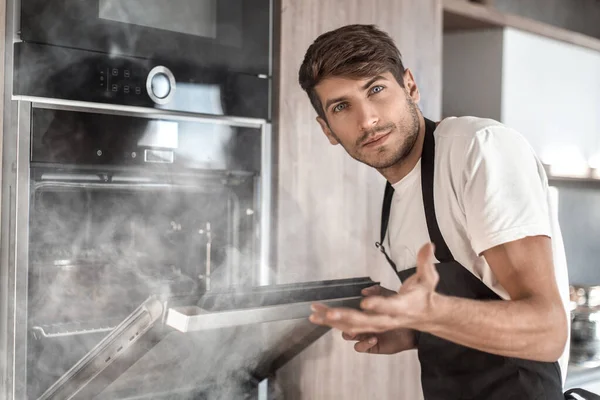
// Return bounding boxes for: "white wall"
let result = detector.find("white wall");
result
[501,28,600,168]
[443,28,600,173]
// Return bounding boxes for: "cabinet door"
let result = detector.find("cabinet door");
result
[273,0,441,398]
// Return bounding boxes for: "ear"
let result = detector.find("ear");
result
[403,68,421,104]
[317,117,339,145]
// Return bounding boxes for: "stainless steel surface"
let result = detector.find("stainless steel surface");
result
[12,101,32,399]
[32,278,374,400]
[25,98,267,128]
[205,223,212,291]
[31,319,122,339]
[572,285,600,309]
[38,298,165,400]
[133,119,178,149]
[570,285,600,368]
[146,66,176,105]
[166,296,361,333]
[571,310,600,368]
[34,180,211,191]
[259,123,272,286]
[566,364,600,389]
[1,0,22,396]
[143,149,174,164]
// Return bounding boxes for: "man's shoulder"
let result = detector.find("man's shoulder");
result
[435,115,509,140]
[435,115,532,155]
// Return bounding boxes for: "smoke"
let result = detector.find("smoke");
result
[11,2,308,399]
[25,91,272,400]
[27,160,272,397]
[25,82,281,400]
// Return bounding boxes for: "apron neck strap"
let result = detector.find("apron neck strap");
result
[377,117,455,264]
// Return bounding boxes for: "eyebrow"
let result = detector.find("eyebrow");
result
[361,75,388,91]
[323,75,389,112]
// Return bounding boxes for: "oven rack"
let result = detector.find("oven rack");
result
[31,317,126,339]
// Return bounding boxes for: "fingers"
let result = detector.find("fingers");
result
[362,285,397,297]
[310,303,330,313]
[361,295,404,317]
[416,242,439,290]
[341,331,379,354]
[309,304,397,334]
[354,336,378,353]
[361,285,381,296]
[342,332,370,341]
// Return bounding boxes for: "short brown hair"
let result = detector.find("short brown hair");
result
[298,24,406,120]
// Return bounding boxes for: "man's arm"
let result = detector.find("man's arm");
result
[309,124,568,361]
[310,238,568,362]
[423,235,568,362]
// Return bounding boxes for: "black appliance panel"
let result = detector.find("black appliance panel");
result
[20,0,272,75]
[15,43,270,120]
[31,108,262,172]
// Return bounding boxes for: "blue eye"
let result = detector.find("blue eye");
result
[371,85,384,94]
[333,103,347,113]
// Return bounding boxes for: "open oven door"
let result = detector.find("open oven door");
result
[37,277,375,400]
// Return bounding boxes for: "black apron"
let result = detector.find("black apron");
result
[375,117,566,400]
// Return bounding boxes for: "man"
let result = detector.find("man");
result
[299,24,571,399]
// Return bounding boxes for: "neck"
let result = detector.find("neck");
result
[377,115,428,185]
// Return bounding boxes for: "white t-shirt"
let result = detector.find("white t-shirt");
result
[370,116,571,384]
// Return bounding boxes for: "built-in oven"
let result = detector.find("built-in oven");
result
[20,0,272,75]
[1,101,374,399]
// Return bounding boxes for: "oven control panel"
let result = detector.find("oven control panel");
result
[97,64,176,105]
[98,64,146,98]
[14,42,270,120]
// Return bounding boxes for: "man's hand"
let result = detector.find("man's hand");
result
[309,243,439,335]
[340,285,416,354]
[342,329,416,354]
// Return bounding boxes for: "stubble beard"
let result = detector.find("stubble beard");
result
[355,97,421,169]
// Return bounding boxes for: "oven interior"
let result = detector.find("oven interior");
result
[25,108,265,398]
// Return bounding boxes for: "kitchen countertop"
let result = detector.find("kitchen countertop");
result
[565,365,600,389]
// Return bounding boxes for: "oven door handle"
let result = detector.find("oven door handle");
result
[33,179,226,193]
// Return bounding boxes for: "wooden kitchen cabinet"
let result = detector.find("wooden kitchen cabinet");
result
[272,0,442,398]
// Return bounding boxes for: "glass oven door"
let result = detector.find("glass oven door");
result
[20,0,272,75]
[22,104,271,399]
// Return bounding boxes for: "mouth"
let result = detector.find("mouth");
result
[362,130,392,147]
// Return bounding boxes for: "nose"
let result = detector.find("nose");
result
[356,102,379,132]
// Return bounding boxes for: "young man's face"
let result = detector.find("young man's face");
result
[314,70,421,169]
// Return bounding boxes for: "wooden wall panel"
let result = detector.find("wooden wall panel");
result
[273,0,442,398]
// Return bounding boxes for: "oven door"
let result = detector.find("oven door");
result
[20,103,274,399]
[33,278,374,400]
[20,0,272,75]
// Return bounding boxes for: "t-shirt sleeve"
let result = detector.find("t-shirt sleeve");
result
[461,125,552,256]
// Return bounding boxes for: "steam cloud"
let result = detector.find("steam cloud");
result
[18,2,300,399]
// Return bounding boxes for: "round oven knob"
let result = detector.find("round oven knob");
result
[151,74,171,99]
[146,66,176,105]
